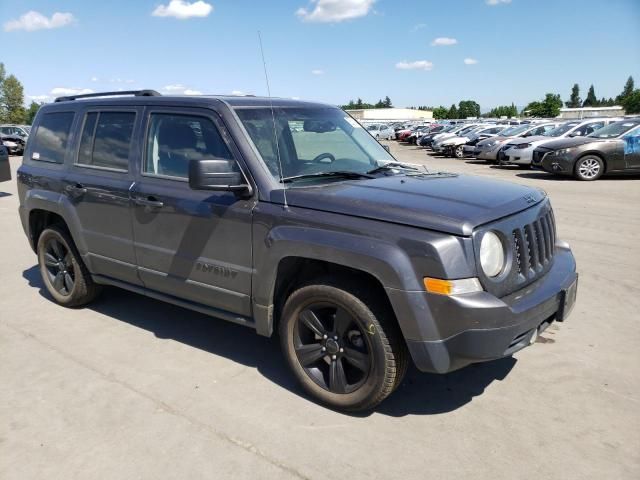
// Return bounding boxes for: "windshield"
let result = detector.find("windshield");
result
[501,124,530,136]
[588,121,640,138]
[544,122,580,137]
[236,107,396,182]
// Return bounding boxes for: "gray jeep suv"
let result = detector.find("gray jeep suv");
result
[17,90,578,411]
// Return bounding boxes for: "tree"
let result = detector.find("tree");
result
[0,74,26,123]
[565,83,581,108]
[26,101,42,125]
[616,76,634,104]
[485,103,518,118]
[432,106,448,119]
[383,96,392,108]
[458,100,481,118]
[447,104,458,119]
[583,84,598,107]
[523,93,563,117]
[374,98,385,108]
[622,89,640,114]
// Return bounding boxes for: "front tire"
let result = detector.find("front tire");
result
[37,226,100,307]
[454,145,464,158]
[574,155,604,181]
[280,278,408,411]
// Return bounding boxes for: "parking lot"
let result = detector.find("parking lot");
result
[1,147,639,479]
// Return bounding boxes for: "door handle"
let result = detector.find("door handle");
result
[65,183,88,194]
[133,196,164,208]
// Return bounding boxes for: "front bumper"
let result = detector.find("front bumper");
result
[474,145,501,160]
[534,153,576,174]
[501,147,534,165]
[388,244,577,374]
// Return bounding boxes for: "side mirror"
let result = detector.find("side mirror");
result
[188,159,250,194]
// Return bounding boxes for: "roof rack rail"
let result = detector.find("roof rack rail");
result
[54,89,161,103]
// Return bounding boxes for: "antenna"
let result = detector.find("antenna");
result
[258,31,288,210]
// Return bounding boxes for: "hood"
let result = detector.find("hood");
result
[276,174,546,236]
[507,135,548,146]
[538,136,605,150]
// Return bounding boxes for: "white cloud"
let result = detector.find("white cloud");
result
[296,0,375,23]
[28,95,51,102]
[50,87,94,96]
[486,0,511,5]
[152,1,213,19]
[311,69,325,75]
[464,57,478,65]
[90,76,99,82]
[231,90,245,95]
[162,84,202,95]
[395,60,433,71]
[4,11,75,32]
[410,23,426,32]
[431,37,457,46]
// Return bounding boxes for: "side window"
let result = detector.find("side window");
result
[542,125,555,133]
[144,113,234,179]
[31,112,75,163]
[583,123,604,135]
[532,126,547,135]
[77,112,135,171]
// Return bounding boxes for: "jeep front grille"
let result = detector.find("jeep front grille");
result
[512,209,555,279]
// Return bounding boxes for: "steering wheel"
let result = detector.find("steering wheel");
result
[312,152,336,163]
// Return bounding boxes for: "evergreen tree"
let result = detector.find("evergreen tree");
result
[583,85,598,107]
[616,76,634,103]
[565,83,581,108]
[447,104,458,119]
[383,96,392,108]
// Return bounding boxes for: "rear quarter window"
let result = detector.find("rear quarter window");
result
[31,112,75,163]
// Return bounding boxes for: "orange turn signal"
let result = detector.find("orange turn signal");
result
[424,278,453,295]
[423,277,483,296]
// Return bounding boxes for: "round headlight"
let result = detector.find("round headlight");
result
[480,231,505,277]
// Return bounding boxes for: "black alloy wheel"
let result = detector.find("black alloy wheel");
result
[293,303,372,394]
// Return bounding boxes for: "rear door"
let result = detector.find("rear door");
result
[130,107,255,316]
[63,107,142,285]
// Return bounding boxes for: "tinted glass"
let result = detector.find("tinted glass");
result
[76,112,134,170]
[588,121,640,138]
[144,113,233,178]
[32,112,75,163]
[236,107,394,181]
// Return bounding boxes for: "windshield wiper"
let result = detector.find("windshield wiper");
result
[366,162,421,175]
[281,171,373,183]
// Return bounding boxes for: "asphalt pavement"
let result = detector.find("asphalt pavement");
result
[1,148,638,479]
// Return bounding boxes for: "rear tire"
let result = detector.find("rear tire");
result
[279,277,408,411]
[574,155,604,181]
[37,226,100,307]
[454,145,465,158]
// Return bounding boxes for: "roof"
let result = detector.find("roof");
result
[559,106,624,112]
[51,90,334,109]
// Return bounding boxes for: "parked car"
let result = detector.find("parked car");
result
[0,139,10,183]
[532,119,640,180]
[0,134,26,155]
[500,118,620,167]
[431,124,485,153]
[366,123,394,140]
[474,122,560,162]
[419,124,459,147]
[0,124,31,138]
[462,125,510,157]
[405,126,432,144]
[17,89,577,411]
[440,125,509,158]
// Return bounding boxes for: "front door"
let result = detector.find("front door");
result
[131,107,255,317]
[63,108,141,285]
[623,126,640,169]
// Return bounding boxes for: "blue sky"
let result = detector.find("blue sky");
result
[1,0,639,110]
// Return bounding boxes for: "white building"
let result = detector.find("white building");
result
[346,108,433,122]
[558,106,625,119]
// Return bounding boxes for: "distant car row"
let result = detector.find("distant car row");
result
[387,118,640,180]
[0,123,30,156]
